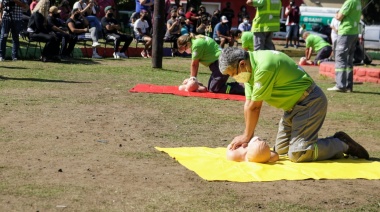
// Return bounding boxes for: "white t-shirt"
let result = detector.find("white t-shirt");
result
[330,18,340,42]
[73,2,96,15]
[134,19,149,35]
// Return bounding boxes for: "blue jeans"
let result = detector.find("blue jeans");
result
[0,19,22,59]
[85,16,102,36]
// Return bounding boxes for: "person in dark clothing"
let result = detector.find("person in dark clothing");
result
[27,0,61,61]
[47,6,77,58]
[101,6,133,59]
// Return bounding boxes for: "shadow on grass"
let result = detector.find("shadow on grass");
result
[0,66,28,70]
[369,157,380,162]
[60,58,101,65]
[351,91,380,95]
[0,75,91,84]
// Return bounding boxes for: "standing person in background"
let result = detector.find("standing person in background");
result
[328,0,361,93]
[210,9,221,36]
[237,5,249,25]
[284,0,300,48]
[221,2,234,29]
[177,33,245,95]
[0,0,29,61]
[329,11,340,60]
[246,0,282,50]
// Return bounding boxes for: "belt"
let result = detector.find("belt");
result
[286,83,316,113]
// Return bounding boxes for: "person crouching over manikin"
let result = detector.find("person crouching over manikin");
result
[178,77,208,92]
[226,136,279,163]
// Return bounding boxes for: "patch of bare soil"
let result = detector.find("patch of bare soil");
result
[0,60,379,211]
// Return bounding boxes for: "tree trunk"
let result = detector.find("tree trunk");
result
[152,0,165,68]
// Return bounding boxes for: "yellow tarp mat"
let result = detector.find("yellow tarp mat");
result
[156,147,380,182]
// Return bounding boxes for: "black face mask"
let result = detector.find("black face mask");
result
[107,13,113,18]
[74,13,80,19]
[172,15,177,19]
[53,13,60,18]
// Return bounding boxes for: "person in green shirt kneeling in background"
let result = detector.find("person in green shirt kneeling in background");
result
[303,32,332,65]
[231,30,254,52]
[219,47,369,162]
[177,33,245,95]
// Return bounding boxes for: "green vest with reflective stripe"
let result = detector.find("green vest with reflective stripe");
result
[251,0,282,32]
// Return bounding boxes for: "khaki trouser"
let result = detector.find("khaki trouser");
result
[275,85,348,162]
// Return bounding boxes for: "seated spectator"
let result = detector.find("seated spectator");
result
[27,0,61,62]
[164,9,181,57]
[177,6,185,16]
[30,0,38,11]
[67,8,102,59]
[180,18,189,35]
[213,16,234,48]
[196,14,211,37]
[196,4,211,29]
[101,6,133,59]
[133,9,152,58]
[130,11,140,27]
[231,29,254,52]
[48,6,77,59]
[238,17,251,32]
[73,0,102,37]
[59,0,72,21]
[303,31,332,65]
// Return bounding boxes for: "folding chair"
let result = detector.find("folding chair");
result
[20,31,44,59]
[77,33,93,58]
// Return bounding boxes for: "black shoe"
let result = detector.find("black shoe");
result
[334,131,369,159]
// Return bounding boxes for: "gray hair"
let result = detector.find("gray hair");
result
[219,47,248,75]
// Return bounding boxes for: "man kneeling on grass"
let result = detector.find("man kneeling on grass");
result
[219,47,369,162]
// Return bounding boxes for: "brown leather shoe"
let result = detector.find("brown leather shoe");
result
[334,131,369,159]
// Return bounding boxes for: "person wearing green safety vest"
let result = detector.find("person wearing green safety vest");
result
[328,0,362,93]
[177,33,245,95]
[218,47,369,162]
[246,0,282,50]
[231,29,254,52]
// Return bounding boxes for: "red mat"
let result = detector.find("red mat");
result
[129,84,246,101]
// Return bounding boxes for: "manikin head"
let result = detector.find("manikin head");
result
[178,77,199,92]
[299,57,307,65]
[245,137,271,163]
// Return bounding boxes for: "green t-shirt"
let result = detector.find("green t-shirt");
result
[305,34,330,52]
[241,32,254,51]
[338,0,362,35]
[191,36,221,67]
[245,50,314,111]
